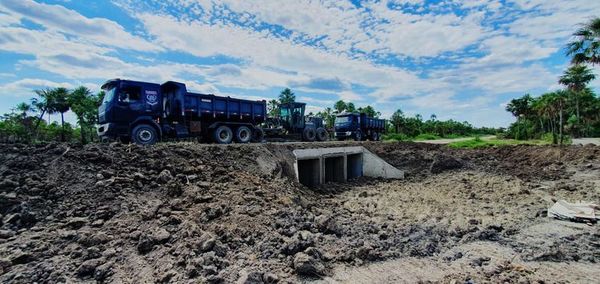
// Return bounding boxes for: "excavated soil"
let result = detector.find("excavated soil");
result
[0,141,599,283]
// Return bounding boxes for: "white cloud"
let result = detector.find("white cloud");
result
[364,8,487,57]
[435,64,556,94]
[0,78,75,97]
[467,35,557,65]
[137,13,435,98]
[0,0,159,52]
[0,27,112,57]
[508,0,600,42]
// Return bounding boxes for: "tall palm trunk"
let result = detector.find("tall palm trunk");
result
[575,92,580,138]
[559,104,564,145]
[80,122,86,144]
[60,112,65,142]
[33,109,46,140]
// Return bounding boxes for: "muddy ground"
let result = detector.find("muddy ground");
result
[0,141,599,283]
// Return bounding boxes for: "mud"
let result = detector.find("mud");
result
[0,141,599,283]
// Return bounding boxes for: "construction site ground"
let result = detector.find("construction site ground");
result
[0,141,599,283]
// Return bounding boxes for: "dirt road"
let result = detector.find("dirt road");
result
[573,138,600,145]
[1,141,599,283]
[417,135,495,144]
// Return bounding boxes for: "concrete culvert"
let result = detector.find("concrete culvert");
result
[324,155,345,183]
[347,153,363,179]
[293,146,403,187]
[297,158,321,187]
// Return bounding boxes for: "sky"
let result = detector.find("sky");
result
[1,0,599,127]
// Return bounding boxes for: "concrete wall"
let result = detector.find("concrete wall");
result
[293,146,403,187]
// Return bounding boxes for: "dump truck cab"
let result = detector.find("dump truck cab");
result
[278,102,307,132]
[334,112,385,141]
[97,79,162,142]
[334,113,359,140]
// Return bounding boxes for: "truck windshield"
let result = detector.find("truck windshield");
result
[335,116,352,124]
[102,87,115,104]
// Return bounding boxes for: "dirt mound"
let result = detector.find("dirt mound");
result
[1,141,599,283]
[364,142,600,180]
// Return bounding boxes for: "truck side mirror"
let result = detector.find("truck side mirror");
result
[119,93,127,102]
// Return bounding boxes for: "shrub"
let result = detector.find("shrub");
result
[383,133,409,141]
[414,133,441,140]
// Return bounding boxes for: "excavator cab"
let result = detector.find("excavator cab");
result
[278,102,306,132]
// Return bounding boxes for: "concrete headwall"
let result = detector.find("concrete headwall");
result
[292,146,404,186]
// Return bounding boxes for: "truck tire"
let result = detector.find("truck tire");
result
[132,124,158,145]
[354,131,362,141]
[213,125,233,144]
[235,126,252,143]
[303,127,316,142]
[371,132,378,141]
[251,127,265,142]
[316,127,328,141]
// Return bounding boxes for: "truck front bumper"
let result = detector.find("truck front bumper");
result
[96,123,116,138]
[334,131,352,138]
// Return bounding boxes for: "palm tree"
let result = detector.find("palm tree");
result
[333,100,347,113]
[553,90,569,145]
[559,64,596,134]
[68,86,93,144]
[506,94,533,119]
[278,88,295,104]
[51,87,71,142]
[567,18,600,65]
[267,99,279,117]
[31,88,55,139]
[15,102,32,119]
[390,109,404,133]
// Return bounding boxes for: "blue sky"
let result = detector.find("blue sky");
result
[1,0,599,127]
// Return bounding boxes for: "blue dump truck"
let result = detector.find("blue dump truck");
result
[97,79,329,144]
[334,112,385,141]
[97,79,266,144]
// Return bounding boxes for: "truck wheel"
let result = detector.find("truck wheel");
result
[354,131,362,141]
[371,132,378,141]
[132,124,158,145]
[316,127,328,141]
[213,125,233,144]
[303,127,316,142]
[235,126,252,143]
[251,127,265,142]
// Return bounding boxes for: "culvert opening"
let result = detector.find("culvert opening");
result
[297,158,320,187]
[293,146,403,187]
[324,156,345,183]
[347,153,363,180]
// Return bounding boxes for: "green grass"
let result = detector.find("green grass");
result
[383,133,410,141]
[413,133,442,140]
[447,137,549,149]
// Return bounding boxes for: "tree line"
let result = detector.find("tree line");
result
[0,87,103,143]
[505,18,600,144]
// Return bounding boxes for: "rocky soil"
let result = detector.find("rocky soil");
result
[0,141,599,283]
